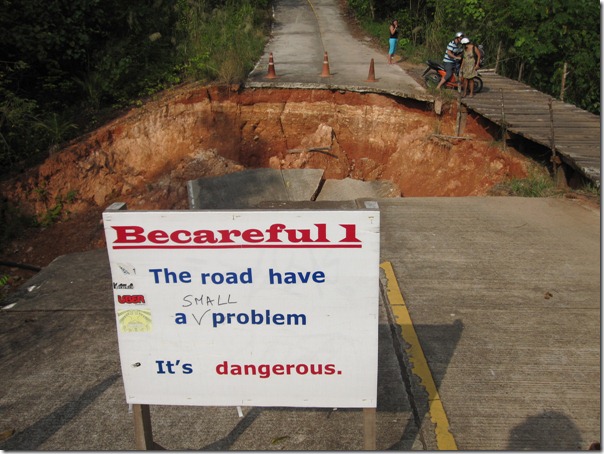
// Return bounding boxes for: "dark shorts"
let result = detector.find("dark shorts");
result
[443,61,456,82]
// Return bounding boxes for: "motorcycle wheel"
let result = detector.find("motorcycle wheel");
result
[473,76,483,94]
[424,73,440,89]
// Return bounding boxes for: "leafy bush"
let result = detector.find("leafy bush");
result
[0,0,272,176]
[35,190,79,227]
[175,0,269,84]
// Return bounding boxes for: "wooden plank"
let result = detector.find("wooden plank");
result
[557,144,601,149]
[470,113,598,128]
[560,154,600,161]
[482,85,537,92]
[472,100,551,106]
[133,404,154,450]
[554,144,600,150]
[455,72,600,183]
[507,124,599,131]
[469,109,551,115]
[574,157,601,164]
[507,127,596,137]
[553,143,600,148]
[481,80,538,87]
[495,89,551,94]
[560,152,598,162]
[501,117,599,124]
[364,408,377,450]
[558,145,601,150]
[490,101,556,107]
[490,121,600,130]
[562,151,600,157]
[508,124,598,130]
[490,98,552,104]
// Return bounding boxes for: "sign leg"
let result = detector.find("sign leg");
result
[363,407,376,450]
[133,404,154,450]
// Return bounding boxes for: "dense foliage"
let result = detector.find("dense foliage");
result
[0,0,271,174]
[1,0,598,176]
[347,0,600,115]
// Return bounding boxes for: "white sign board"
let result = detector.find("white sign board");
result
[103,209,380,408]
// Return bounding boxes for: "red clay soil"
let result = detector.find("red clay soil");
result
[0,83,535,296]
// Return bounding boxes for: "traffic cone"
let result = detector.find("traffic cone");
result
[266,53,277,79]
[366,58,376,82]
[320,51,331,77]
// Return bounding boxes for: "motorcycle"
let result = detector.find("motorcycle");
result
[422,59,483,94]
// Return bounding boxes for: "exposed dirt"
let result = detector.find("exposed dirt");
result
[0,82,530,293]
[1,22,594,299]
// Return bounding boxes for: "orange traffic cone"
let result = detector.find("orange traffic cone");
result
[320,51,331,77]
[266,53,277,79]
[366,58,376,82]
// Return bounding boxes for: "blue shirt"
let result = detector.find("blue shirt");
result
[443,40,461,64]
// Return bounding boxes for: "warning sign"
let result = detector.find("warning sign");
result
[103,209,380,408]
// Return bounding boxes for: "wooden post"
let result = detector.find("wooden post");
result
[133,404,154,450]
[548,98,562,185]
[500,89,507,152]
[434,98,443,115]
[517,61,524,81]
[363,408,376,450]
[560,62,568,101]
[455,98,467,136]
[495,41,502,74]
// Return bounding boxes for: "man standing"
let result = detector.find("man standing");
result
[436,32,464,89]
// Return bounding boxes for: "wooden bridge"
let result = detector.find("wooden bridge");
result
[461,71,600,186]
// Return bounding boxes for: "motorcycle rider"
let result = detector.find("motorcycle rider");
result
[436,32,464,90]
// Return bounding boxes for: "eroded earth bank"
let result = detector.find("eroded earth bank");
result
[1,83,533,272]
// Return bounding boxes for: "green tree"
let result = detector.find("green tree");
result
[0,0,271,175]
[485,0,599,113]
[0,0,187,173]
[347,0,600,114]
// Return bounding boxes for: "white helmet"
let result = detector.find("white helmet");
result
[460,37,470,44]
[455,32,465,38]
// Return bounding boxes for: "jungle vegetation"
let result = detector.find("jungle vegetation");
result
[0,0,599,175]
[0,0,271,174]
[348,0,600,114]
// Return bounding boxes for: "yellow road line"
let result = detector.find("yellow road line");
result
[305,1,326,53]
[380,261,457,450]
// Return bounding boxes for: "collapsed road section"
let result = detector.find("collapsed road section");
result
[2,85,533,221]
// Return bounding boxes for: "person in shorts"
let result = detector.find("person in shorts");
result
[436,31,464,89]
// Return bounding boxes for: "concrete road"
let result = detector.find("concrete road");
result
[378,197,600,450]
[246,0,428,100]
[0,196,599,450]
[0,0,600,449]
[0,247,419,450]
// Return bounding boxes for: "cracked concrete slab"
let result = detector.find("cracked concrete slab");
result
[187,168,324,209]
[317,178,400,201]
